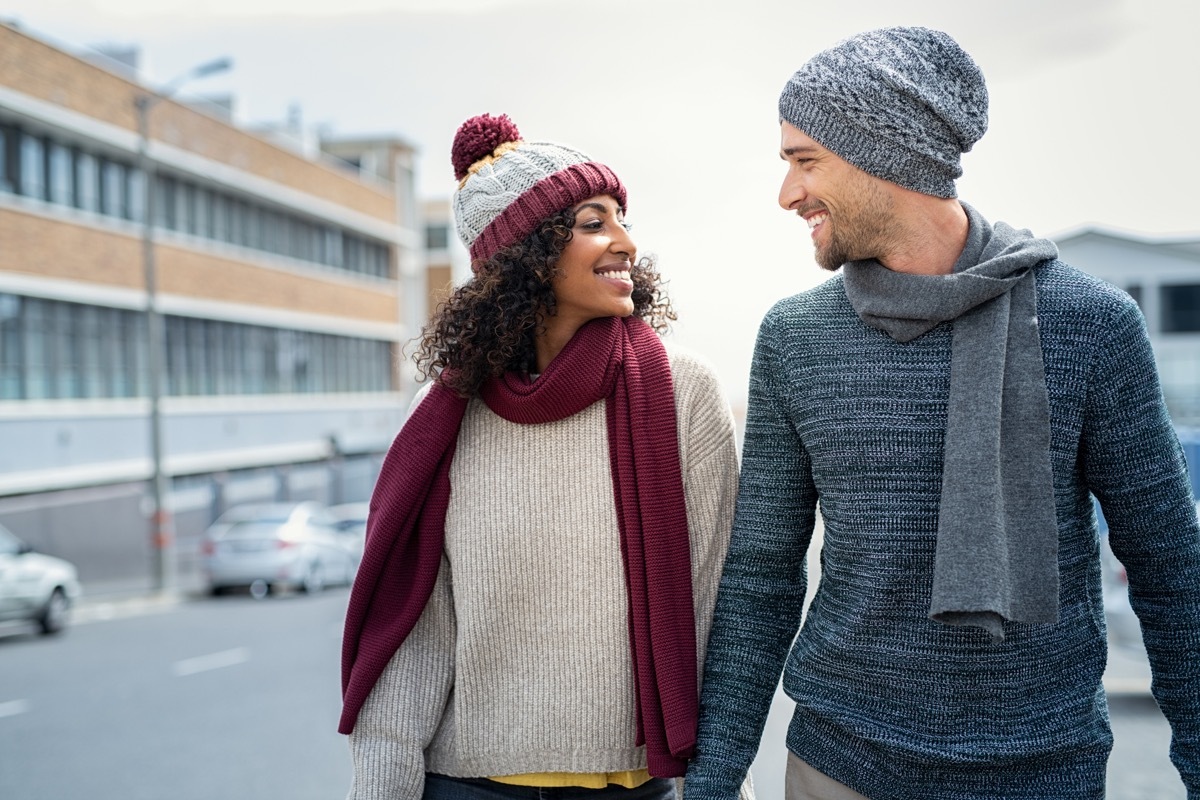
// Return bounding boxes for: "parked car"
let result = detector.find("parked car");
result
[327,501,370,562]
[200,501,359,598]
[0,523,82,635]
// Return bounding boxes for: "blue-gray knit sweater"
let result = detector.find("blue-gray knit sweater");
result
[684,260,1200,800]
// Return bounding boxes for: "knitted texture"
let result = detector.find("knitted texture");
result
[684,262,1200,799]
[843,202,1061,638]
[451,113,521,181]
[450,113,626,264]
[778,26,988,198]
[341,316,703,774]
[346,345,740,799]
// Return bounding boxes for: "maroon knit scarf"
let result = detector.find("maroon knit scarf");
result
[339,315,698,777]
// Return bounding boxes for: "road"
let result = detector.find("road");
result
[0,586,1187,800]
[0,587,353,800]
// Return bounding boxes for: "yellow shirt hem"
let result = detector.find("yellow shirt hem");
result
[488,769,652,789]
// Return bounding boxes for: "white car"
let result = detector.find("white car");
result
[327,501,370,563]
[0,523,82,635]
[200,501,359,598]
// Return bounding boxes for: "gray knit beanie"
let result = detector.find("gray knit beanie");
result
[779,26,988,198]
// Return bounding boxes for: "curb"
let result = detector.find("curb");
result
[70,590,187,625]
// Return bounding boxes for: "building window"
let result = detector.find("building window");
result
[155,174,176,229]
[128,168,145,224]
[20,298,48,400]
[100,159,130,219]
[101,307,133,398]
[1161,284,1200,333]
[188,317,213,396]
[19,132,47,200]
[78,305,104,398]
[0,294,395,400]
[0,124,15,193]
[425,224,450,250]
[166,316,186,396]
[181,183,199,237]
[245,204,263,250]
[52,301,82,399]
[0,125,397,282]
[1124,285,1142,308]
[0,294,22,399]
[75,151,100,213]
[48,142,73,206]
[194,187,213,239]
[212,194,231,243]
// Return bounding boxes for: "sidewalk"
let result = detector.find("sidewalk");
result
[68,573,205,626]
[1104,638,1153,696]
[69,588,186,625]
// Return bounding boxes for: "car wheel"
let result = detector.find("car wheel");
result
[300,562,325,594]
[38,588,70,635]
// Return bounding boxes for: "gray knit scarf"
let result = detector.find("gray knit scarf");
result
[843,202,1060,641]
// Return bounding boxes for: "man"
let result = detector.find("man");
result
[683,26,1200,800]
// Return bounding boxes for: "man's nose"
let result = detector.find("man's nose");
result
[779,170,806,211]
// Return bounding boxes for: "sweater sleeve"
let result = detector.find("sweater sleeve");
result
[346,556,456,800]
[684,306,820,800]
[1081,299,1200,796]
[672,349,741,678]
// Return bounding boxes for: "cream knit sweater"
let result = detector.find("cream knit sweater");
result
[345,346,739,799]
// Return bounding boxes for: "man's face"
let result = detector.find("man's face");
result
[778,121,897,271]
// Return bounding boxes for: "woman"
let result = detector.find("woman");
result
[339,113,742,799]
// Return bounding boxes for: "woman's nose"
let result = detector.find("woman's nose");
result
[612,224,635,260]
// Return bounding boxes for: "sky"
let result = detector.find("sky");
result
[5,0,1199,411]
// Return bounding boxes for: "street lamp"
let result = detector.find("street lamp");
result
[135,56,233,595]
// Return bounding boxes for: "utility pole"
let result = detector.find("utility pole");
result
[135,56,232,594]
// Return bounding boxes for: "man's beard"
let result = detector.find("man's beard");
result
[812,178,897,272]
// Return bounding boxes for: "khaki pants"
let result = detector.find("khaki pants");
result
[785,753,870,800]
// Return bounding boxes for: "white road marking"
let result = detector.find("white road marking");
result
[0,699,31,719]
[172,647,250,677]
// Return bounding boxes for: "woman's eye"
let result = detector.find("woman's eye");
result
[580,219,603,231]
[620,221,633,232]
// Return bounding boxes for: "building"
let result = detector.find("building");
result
[0,22,422,594]
[419,197,471,320]
[318,134,426,358]
[1053,227,1200,428]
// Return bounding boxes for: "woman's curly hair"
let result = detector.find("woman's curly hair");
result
[414,207,675,397]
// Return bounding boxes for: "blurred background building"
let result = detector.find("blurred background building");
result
[0,18,1193,599]
[1054,227,1200,430]
[0,21,452,594]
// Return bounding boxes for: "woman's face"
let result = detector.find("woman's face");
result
[550,194,637,329]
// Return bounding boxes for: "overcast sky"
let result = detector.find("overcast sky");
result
[6,0,1199,409]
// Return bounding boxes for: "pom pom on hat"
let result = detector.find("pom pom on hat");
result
[450,112,627,266]
[451,113,522,181]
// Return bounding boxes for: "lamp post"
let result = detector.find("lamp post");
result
[135,56,232,594]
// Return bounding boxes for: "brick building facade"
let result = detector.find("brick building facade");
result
[0,22,421,594]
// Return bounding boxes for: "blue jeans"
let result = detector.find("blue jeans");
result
[423,774,677,800]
